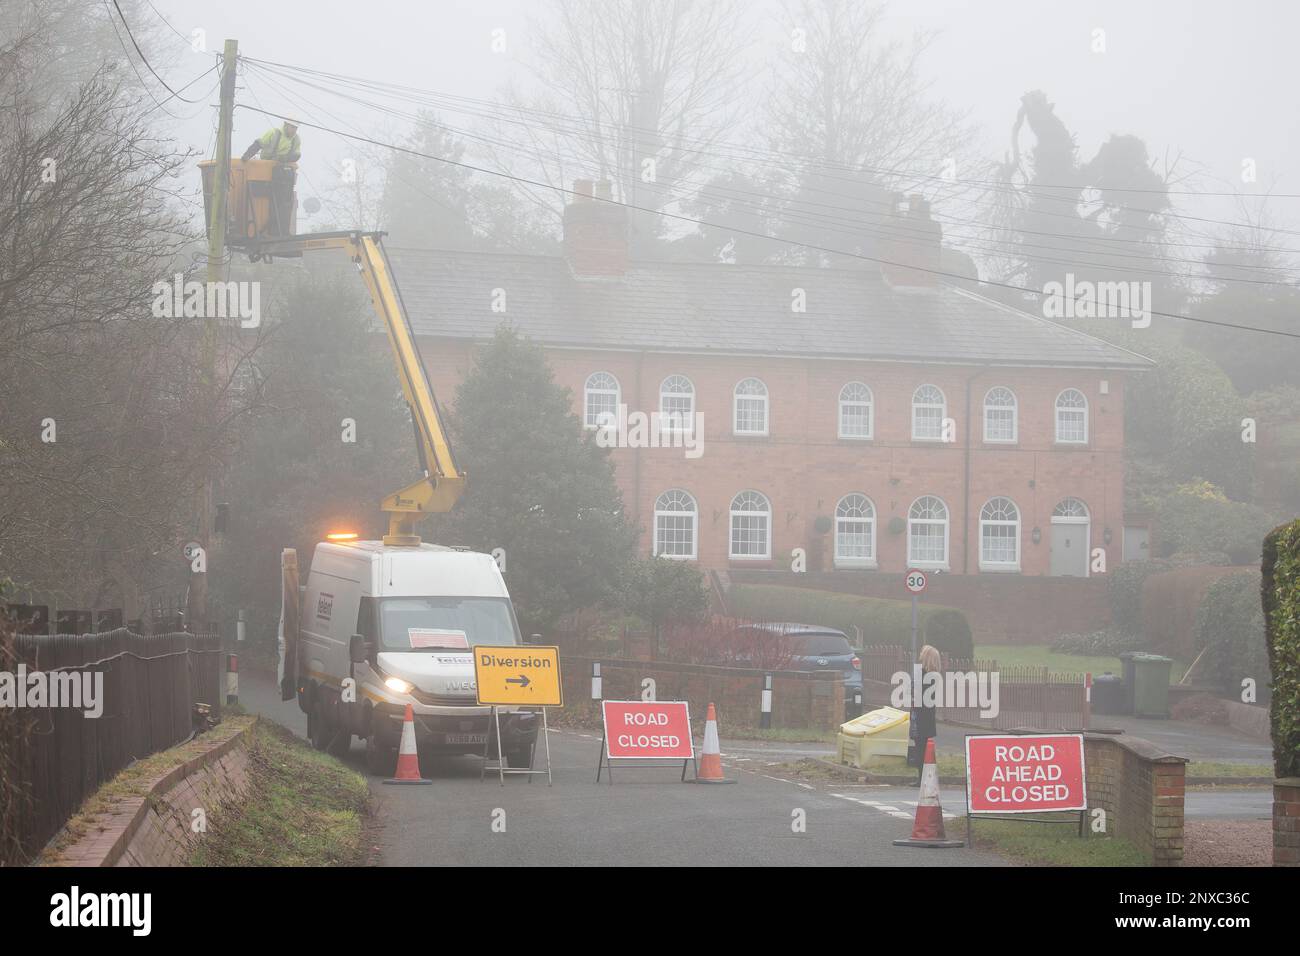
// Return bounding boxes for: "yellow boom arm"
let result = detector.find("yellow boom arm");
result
[250,230,465,544]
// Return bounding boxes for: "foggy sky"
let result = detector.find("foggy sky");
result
[152,0,1300,234]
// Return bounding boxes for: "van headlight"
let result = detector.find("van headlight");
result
[384,677,413,694]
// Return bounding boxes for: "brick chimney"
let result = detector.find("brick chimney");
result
[563,179,628,277]
[880,193,943,287]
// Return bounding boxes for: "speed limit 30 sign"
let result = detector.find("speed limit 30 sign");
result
[904,569,928,594]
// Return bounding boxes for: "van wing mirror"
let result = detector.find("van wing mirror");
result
[349,633,372,664]
[527,633,543,644]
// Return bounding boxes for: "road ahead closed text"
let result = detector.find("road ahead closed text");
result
[965,734,1087,813]
[602,701,694,759]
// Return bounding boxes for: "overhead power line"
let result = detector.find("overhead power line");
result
[232,102,1300,342]
[240,58,1298,288]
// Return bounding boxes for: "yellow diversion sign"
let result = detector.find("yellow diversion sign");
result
[473,645,564,707]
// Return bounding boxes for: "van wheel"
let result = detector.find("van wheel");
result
[505,745,534,769]
[310,697,333,751]
[366,733,394,777]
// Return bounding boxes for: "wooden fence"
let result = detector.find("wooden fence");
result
[859,645,1090,731]
[1,629,221,865]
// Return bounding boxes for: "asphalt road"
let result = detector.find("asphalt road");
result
[238,671,1005,866]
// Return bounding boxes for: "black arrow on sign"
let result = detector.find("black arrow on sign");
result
[506,674,531,688]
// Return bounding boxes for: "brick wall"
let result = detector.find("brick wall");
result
[730,569,1111,646]
[44,717,255,867]
[1274,777,1300,866]
[420,338,1130,577]
[1079,731,1186,866]
[561,655,844,732]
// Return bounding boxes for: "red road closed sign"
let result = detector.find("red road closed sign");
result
[602,700,694,759]
[965,733,1087,814]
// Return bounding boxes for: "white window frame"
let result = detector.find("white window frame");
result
[907,495,950,569]
[979,496,1021,571]
[834,494,877,568]
[584,371,621,430]
[659,374,695,435]
[912,384,947,441]
[729,490,772,560]
[733,377,769,436]
[652,489,698,560]
[1055,388,1089,444]
[983,386,1018,444]
[838,382,874,440]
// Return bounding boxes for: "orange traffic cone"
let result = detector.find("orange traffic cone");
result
[693,703,735,784]
[893,738,963,847]
[383,704,432,786]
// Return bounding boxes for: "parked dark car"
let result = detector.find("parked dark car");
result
[736,623,863,720]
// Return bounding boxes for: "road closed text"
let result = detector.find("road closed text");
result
[601,700,694,759]
[965,734,1087,814]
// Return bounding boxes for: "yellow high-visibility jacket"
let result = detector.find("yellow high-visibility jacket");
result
[251,126,301,162]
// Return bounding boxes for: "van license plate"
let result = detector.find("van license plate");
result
[445,733,487,745]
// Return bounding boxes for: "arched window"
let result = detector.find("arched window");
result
[838,382,873,439]
[1053,497,1090,520]
[907,495,949,567]
[834,494,876,566]
[653,490,697,559]
[983,387,1017,443]
[912,384,947,441]
[729,490,771,559]
[659,375,695,433]
[1055,388,1088,443]
[979,497,1021,570]
[584,371,620,429]
[733,378,769,435]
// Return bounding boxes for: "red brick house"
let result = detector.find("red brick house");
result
[394,185,1153,579]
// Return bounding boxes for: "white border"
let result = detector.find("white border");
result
[601,699,695,760]
[964,732,1087,814]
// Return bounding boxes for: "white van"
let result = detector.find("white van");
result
[284,539,538,775]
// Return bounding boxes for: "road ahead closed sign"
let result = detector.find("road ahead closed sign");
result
[602,700,694,759]
[473,645,563,707]
[965,733,1087,814]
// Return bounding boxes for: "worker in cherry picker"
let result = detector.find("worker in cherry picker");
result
[241,117,301,163]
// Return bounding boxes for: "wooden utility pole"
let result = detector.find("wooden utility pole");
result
[188,39,238,634]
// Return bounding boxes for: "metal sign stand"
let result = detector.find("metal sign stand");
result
[480,705,553,786]
[594,728,697,785]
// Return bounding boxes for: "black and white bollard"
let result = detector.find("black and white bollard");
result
[591,661,602,700]
[760,673,773,729]
[226,653,239,705]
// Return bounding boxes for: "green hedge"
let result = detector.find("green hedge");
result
[1194,571,1268,700]
[728,584,973,658]
[1262,520,1300,778]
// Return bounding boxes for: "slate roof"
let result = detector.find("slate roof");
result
[387,247,1154,370]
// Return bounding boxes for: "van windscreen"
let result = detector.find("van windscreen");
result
[378,596,520,650]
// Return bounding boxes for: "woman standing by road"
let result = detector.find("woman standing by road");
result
[907,644,942,783]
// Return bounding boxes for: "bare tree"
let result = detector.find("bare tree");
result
[0,16,265,621]
[488,0,753,251]
[761,0,976,266]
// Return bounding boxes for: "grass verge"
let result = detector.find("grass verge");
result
[977,644,1188,682]
[191,721,369,867]
[971,817,1146,866]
